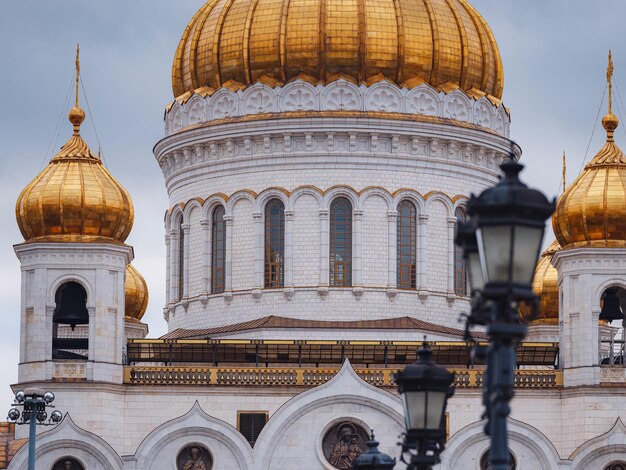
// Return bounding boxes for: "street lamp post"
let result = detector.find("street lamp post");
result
[7,388,63,470]
[458,156,554,470]
[395,346,455,470]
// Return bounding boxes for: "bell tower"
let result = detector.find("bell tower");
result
[552,51,626,387]
[14,46,135,384]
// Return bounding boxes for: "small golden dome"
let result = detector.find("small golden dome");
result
[172,0,504,100]
[125,264,149,322]
[15,48,134,244]
[521,240,559,324]
[553,114,626,248]
[554,52,626,249]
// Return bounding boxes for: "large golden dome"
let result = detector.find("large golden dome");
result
[521,240,559,324]
[553,114,626,249]
[172,0,504,99]
[125,264,149,322]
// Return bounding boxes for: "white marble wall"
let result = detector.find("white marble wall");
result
[14,243,133,384]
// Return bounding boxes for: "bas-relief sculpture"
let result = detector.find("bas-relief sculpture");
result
[177,445,212,470]
[323,422,369,469]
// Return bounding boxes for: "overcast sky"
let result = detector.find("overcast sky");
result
[0,1,625,408]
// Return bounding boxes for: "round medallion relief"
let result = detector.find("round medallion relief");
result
[322,421,369,469]
[176,445,213,470]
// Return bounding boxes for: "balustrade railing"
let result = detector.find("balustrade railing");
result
[124,366,562,388]
[600,339,625,366]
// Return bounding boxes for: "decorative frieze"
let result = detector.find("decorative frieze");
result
[165,79,510,138]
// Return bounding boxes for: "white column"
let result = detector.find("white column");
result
[253,212,263,291]
[169,231,179,304]
[318,209,329,294]
[181,223,190,301]
[285,210,295,287]
[447,216,457,298]
[353,209,364,290]
[387,210,398,289]
[200,219,210,296]
[224,215,234,299]
[417,214,429,299]
[164,233,171,305]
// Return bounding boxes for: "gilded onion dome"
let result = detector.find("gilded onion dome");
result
[15,49,134,244]
[520,240,560,324]
[172,0,504,100]
[125,264,149,322]
[553,54,626,248]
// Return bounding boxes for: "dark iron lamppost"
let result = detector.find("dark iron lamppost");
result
[7,388,63,470]
[395,346,455,470]
[460,156,554,470]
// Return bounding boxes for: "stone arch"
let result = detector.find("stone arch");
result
[441,418,561,470]
[253,360,403,468]
[570,418,626,469]
[7,415,123,470]
[48,274,94,308]
[496,106,510,136]
[453,196,469,213]
[359,187,394,211]
[255,188,290,213]
[169,205,184,232]
[288,186,323,212]
[182,199,203,224]
[392,190,426,214]
[322,186,360,211]
[594,279,626,311]
[225,190,256,217]
[202,194,229,222]
[132,401,253,470]
[424,192,454,218]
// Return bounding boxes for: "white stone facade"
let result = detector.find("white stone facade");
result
[155,80,517,332]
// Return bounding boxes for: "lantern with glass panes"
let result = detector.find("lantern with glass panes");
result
[395,346,454,470]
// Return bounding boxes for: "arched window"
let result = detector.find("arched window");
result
[52,282,89,361]
[52,457,85,470]
[265,199,285,288]
[178,218,185,301]
[211,205,226,294]
[52,458,85,470]
[397,200,417,289]
[454,207,467,296]
[330,197,352,287]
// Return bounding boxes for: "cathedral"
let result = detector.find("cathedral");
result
[3,0,626,469]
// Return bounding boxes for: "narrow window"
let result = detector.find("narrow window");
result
[238,412,268,447]
[211,206,226,294]
[264,199,285,288]
[397,200,417,289]
[454,207,467,296]
[178,219,185,301]
[330,197,352,287]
